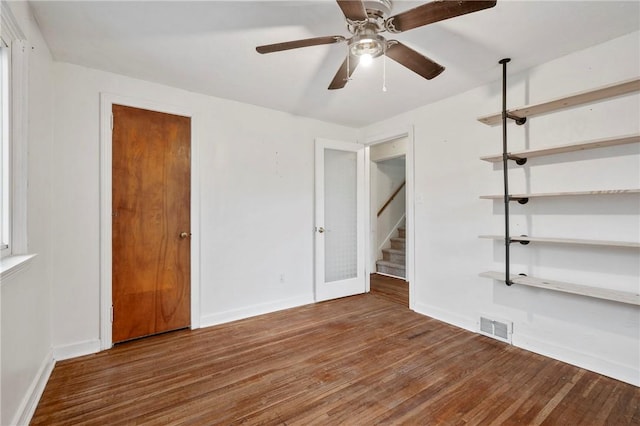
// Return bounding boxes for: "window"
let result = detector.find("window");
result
[1,1,28,261]
[1,42,10,254]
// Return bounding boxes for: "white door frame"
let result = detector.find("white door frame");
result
[364,126,415,310]
[314,138,366,302]
[99,93,201,350]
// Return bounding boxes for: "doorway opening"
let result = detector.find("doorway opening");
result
[368,134,410,307]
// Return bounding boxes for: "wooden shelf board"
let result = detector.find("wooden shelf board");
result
[479,235,640,249]
[478,77,640,126]
[480,134,640,163]
[479,270,640,306]
[480,189,640,200]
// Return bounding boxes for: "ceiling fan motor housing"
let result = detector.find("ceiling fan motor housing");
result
[363,0,392,19]
[346,0,392,58]
[345,0,391,31]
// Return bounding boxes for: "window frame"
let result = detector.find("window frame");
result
[1,1,29,262]
[1,42,9,253]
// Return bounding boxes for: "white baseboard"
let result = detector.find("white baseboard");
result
[53,339,101,361]
[200,295,314,328]
[413,301,477,332]
[513,333,640,387]
[12,349,55,426]
[413,302,639,387]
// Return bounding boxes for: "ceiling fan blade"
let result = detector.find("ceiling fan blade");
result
[386,0,497,33]
[256,35,345,54]
[336,0,368,21]
[385,41,444,80]
[328,55,358,90]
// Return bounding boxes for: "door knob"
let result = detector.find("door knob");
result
[180,232,190,239]
[317,227,325,233]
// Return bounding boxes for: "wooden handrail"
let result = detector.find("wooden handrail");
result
[377,181,406,217]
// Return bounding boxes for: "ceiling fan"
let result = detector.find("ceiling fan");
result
[256,0,497,90]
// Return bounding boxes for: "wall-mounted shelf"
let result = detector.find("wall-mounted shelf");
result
[479,235,640,249]
[480,188,640,202]
[478,77,640,126]
[480,134,640,163]
[479,271,640,306]
[481,60,639,289]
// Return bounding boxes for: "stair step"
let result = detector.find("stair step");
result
[398,227,406,238]
[382,248,405,263]
[376,260,406,278]
[390,237,406,250]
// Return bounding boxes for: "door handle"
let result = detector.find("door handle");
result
[180,232,191,239]
[317,227,325,233]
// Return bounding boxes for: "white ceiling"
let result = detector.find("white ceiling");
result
[29,0,640,127]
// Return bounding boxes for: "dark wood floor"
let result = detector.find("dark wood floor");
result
[33,287,639,425]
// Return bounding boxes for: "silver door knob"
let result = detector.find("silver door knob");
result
[180,232,190,239]
[317,227,325,233]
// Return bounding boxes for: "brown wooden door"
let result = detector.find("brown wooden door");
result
[112,104,191,343]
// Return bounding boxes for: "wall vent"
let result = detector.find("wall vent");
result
[478,315,512,344]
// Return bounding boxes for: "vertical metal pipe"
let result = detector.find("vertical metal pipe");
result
[499,58,513,286]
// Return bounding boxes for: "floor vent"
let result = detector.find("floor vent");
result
[479,315,512,344]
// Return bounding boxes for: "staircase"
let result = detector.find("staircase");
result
[376,226,406,278]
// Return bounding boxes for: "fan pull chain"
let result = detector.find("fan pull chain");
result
[382,45,387,92]
[346,52,350,82]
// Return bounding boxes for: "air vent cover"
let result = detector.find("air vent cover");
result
[478,315,512,344]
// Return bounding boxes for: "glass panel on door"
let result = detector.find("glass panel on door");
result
[324,148,358,282]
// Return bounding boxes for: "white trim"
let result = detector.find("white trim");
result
[53,339,101,361]
[413,302,639,387]
[11,349,54,426]
[0,2,25,43]
[363,145,371,292]
[0,253,36,282]
[200,295,314,329]
[99,93,200,351]
[363,128,410,147]
[406,126,415,306]
[9,39,28,254]
[364,127,415,306]
[513,333,640,387]
[413,301,477,332]
[1,8,29,258]
[367,157,375,272]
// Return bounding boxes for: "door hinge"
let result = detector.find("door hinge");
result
[110,113,114,130]
[110,305,114,323]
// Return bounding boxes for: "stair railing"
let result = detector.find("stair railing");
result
[377,181,406,217]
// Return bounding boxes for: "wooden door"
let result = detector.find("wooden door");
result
[112,104,191,343]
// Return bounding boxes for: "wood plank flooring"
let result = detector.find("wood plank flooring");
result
[32,292,639,425]
[370,273,408,306]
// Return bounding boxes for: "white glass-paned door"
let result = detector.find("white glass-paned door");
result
[324,148,357,282]
[315,139,365,301]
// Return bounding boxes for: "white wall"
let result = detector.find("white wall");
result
[1,1,54,424]
[50,62,358,353]
[361,31,640,386]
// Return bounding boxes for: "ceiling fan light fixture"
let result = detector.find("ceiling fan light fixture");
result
[359,53,374,66]
[349,34,385,60]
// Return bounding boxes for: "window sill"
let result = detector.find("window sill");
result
[0,253,37,283]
